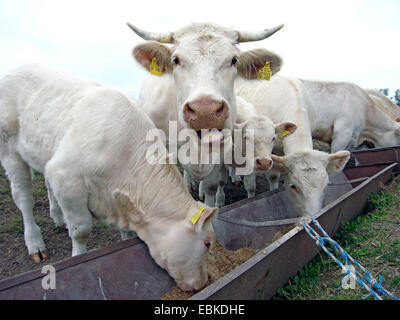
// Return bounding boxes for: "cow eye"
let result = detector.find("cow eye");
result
[204,240,212,250]
[289,184,299,193]
[172,56,180,65]
[272,136,276,142]
[231,56,238,66]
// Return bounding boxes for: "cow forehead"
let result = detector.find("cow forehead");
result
[172,25,240,61]
[173,23,239,43]
[173,36,240,61]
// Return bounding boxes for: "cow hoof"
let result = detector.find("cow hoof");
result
[31,253,41,263]
[41,251,48,261]
[30,251,48,263]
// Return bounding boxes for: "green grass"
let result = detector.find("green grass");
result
[275,181,400,300]
[0,216,24,233]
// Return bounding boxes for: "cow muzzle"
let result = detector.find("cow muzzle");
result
[255,158,273,171]
[183,99,228,131]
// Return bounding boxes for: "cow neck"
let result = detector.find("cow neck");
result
[363,99,396,137]
[121,155,194,224]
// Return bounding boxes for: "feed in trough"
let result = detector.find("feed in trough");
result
[162,240,257,300]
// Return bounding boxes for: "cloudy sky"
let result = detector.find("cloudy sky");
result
[0,0,399,97]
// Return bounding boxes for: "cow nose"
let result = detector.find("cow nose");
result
[256,158,272,170]
[183,99,228,131]
[178,279,207,292]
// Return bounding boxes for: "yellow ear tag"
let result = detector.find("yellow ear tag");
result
[328,163,338,171]
[149,57,162,76]
[190,207,205,225]
[280,129,290,139]
[257,61,272,81]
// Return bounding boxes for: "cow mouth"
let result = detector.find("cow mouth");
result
[196,129,225,145]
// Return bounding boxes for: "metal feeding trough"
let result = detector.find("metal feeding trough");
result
[0,159,397,300]
[352,145,400,173]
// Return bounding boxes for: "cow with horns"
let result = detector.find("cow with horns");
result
[130,22,284,187]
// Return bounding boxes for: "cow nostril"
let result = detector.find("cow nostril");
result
[216,103,226,115]
[257,159,272,169]
[184,104,196,114]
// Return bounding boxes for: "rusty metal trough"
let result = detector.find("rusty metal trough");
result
[0,154,397,300]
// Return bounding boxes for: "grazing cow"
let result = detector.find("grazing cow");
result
[0,64,218,291]
[197,96,297,207]
[235,76,350,217]
[132,22,284,182]
[300,79,400,152]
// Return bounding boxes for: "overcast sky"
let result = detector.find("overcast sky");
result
[0,0,399,97]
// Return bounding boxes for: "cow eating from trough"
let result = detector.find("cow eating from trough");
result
[235,76,351,217]
[0,64,218,292]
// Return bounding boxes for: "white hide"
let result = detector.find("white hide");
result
[365,89,400,122]
[301,79,400,152]
[235,76,350,217]
[135,23,283,183]
[0,64,218,291]
[195,97,296,207]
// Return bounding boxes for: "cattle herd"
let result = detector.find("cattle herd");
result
[0,22,399,292]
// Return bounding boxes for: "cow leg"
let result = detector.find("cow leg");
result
[331,121,356,153]
[0,153,46,261]
[215,166,228,208]
[229,166,241,185]
[202,181,217,207]
[45,178,65,228]
[265,172,280,190]
[198,180,205,201]
[183,170,197,192]
[46,160,93,257]
[243,174,256,198]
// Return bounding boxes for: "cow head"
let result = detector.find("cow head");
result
[233,97,297,174]
[373,121,400,147]
[130,22,283,150]
[113,190,217,291]
[272,150,350,216]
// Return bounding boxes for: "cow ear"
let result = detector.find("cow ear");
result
[112,190,144,226]
[237,48,282,79]
[271,155,288,173]
[133,41,172,74]
[327,151,350,171]
[275,122,297,139]
[187,206,218,231]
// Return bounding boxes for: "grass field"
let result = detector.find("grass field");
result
[274,177,400,300]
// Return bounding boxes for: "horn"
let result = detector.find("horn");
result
[127,22,173,43]
[237,24,284,42]
[271,154,286,164]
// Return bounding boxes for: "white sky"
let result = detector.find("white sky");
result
[0,0,399,97]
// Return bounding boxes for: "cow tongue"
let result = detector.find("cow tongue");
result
[200,129,224,144]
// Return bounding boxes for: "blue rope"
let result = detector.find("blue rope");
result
[301,218,399,300]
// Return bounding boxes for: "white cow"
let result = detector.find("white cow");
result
[301,79,400,152]
[365,89,400,122]
[132,22,284,182]
[0,64,218,292]
[197,96,297,207]
[235,76,350,217]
